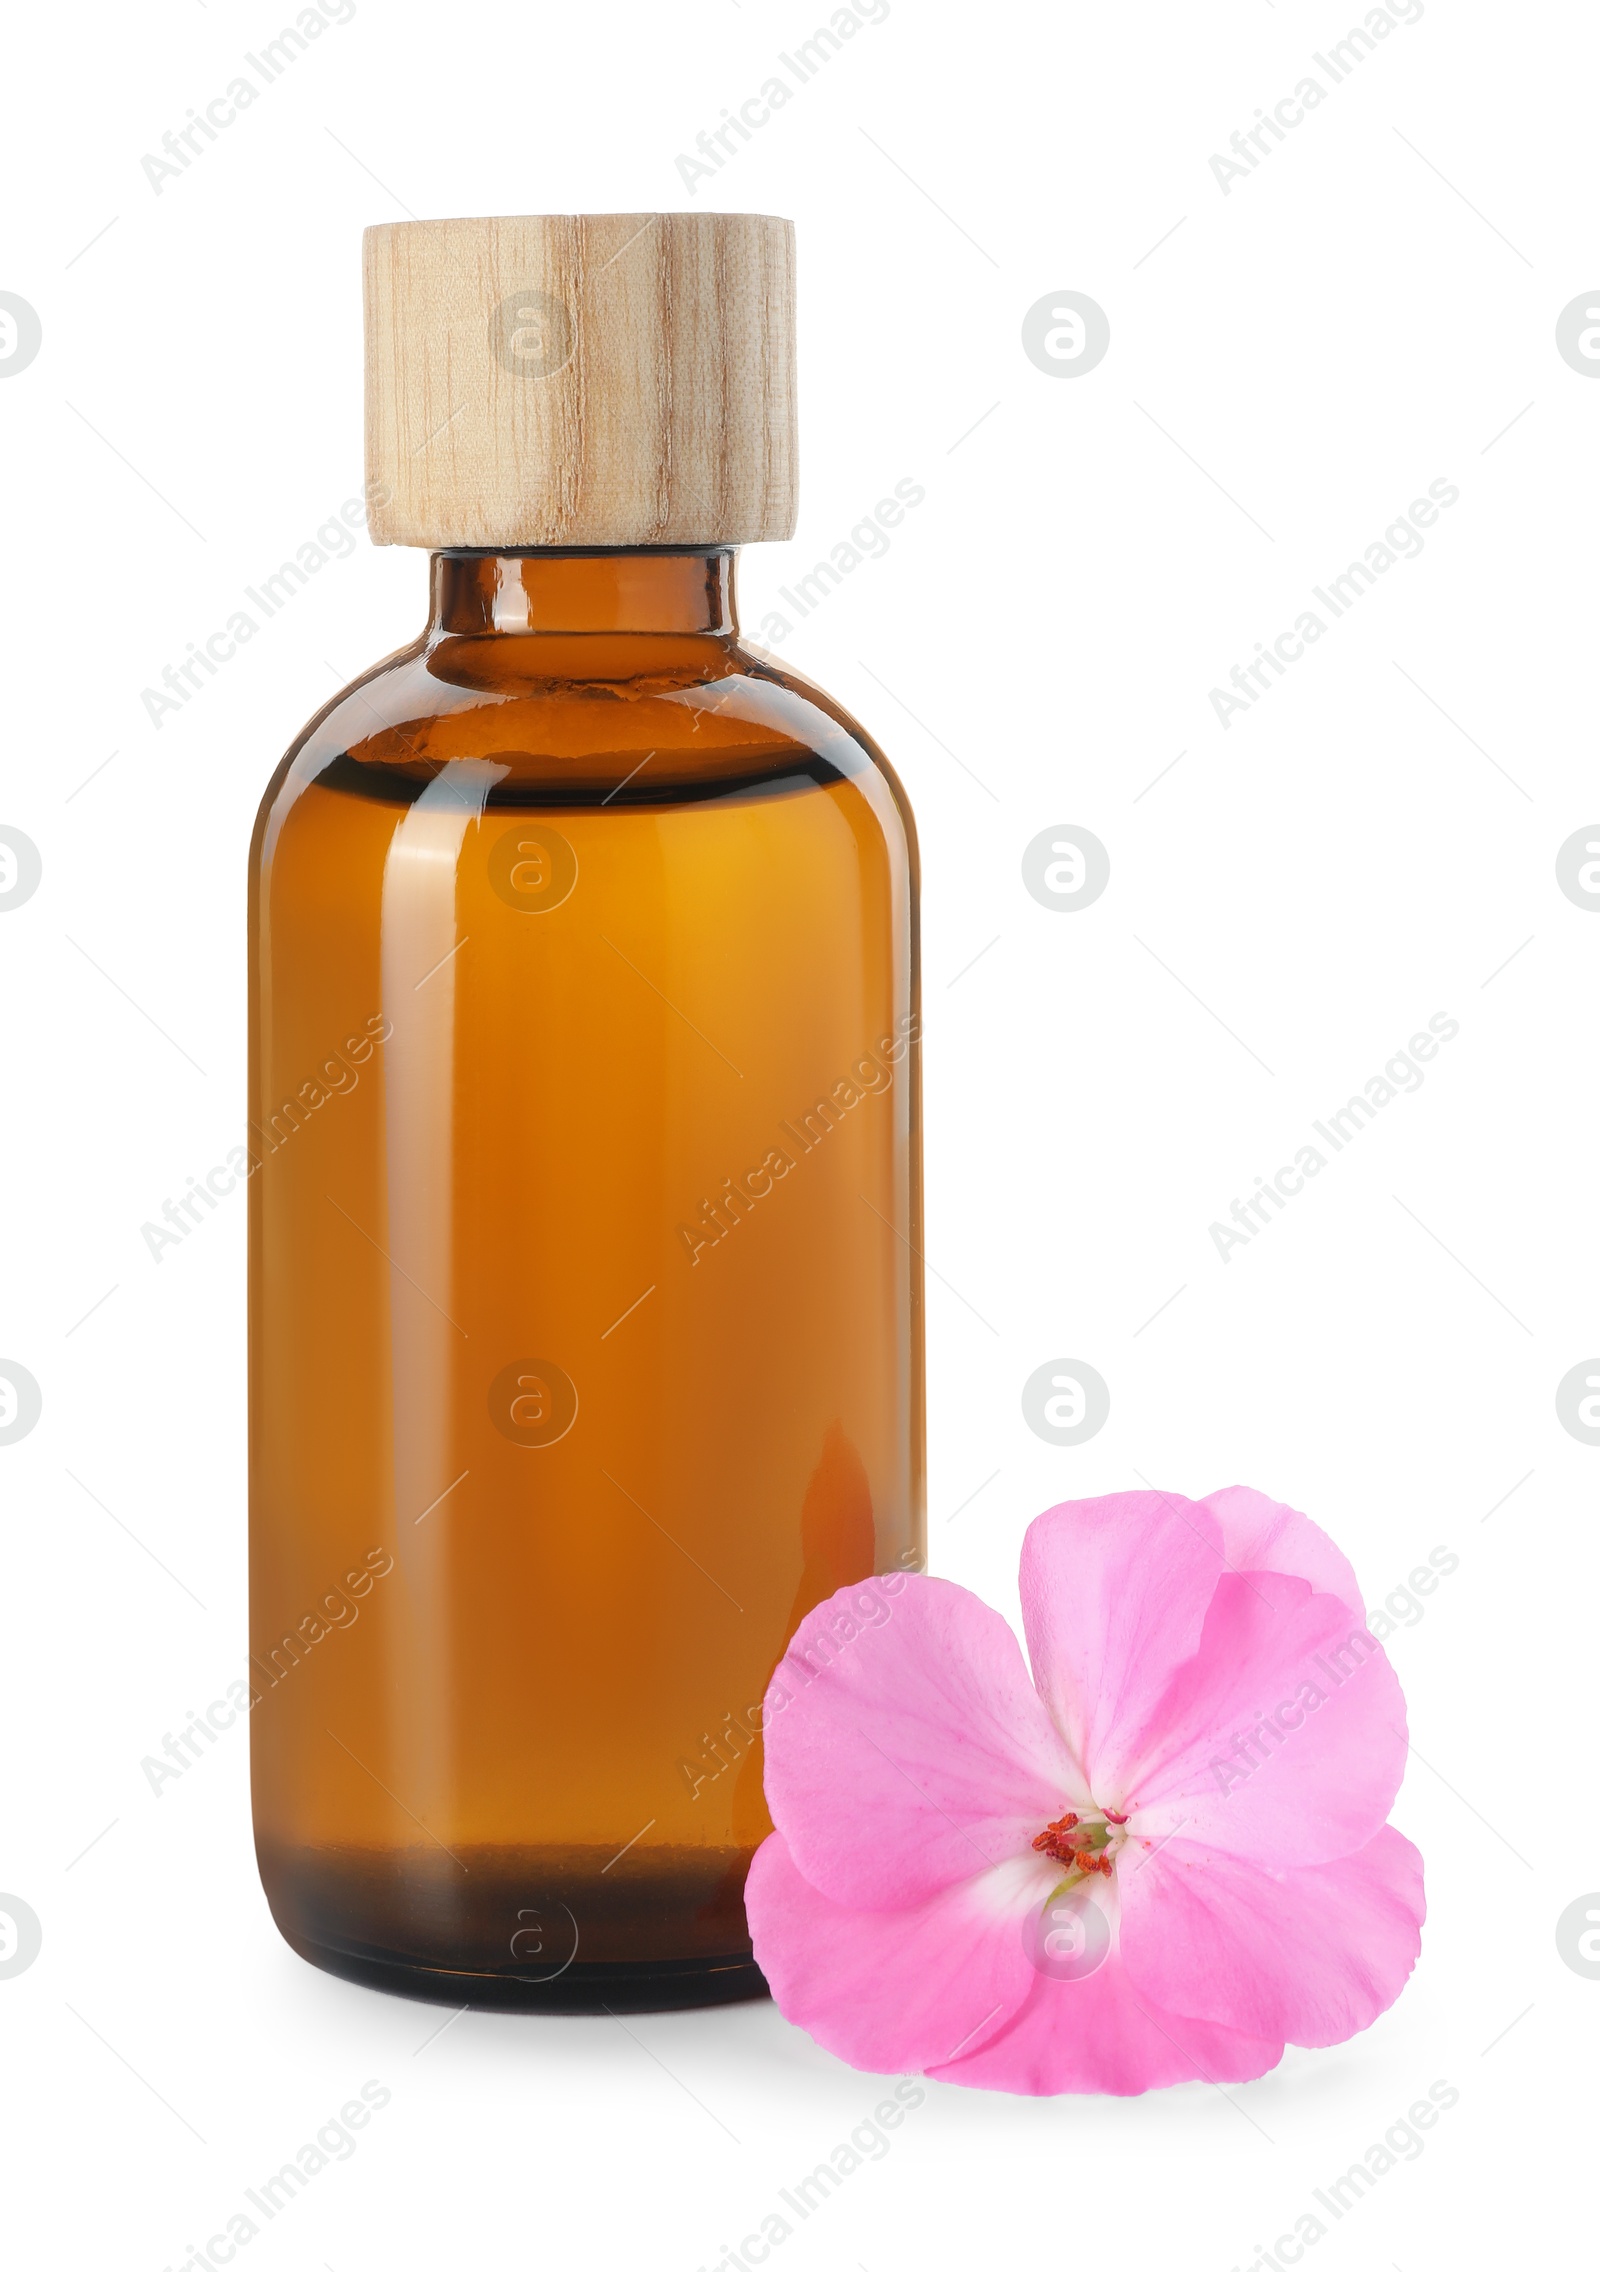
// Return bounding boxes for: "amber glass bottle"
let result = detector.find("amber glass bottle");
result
[248,215,923,2010]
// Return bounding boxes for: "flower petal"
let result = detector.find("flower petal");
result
[762,1574,1080,1908]
[746,1831,1041,2074]
[1118,1825,1424,2047]
[1120,1573,1409,1866]
[1202,1484,1365,1620]
[1019,1492,1234,1793]
[929,1951,1283,2097]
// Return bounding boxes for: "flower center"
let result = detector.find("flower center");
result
[1031,1808,1129,1882]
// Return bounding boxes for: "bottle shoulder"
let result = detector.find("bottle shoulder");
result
[253,630,918,861]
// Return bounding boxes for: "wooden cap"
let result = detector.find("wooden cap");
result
[363,213,797,550]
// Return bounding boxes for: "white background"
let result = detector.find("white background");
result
[0,1,1592,2265]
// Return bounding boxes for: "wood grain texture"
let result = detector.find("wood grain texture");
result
[363,213,797,549]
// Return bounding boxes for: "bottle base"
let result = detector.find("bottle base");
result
[257,1837,770,2014]
[286,1928,769,2014]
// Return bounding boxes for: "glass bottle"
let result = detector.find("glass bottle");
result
[247,214,924,2011]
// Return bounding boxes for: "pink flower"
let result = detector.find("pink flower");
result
[746,1487,1423,2096]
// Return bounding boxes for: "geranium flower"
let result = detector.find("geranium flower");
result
[746,1487,1423,2096]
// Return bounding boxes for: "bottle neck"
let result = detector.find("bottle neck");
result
[427,549,739,638]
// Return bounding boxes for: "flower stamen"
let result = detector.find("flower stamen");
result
[1031,1811,1081,1866]
[1032,1809,1122,1877]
